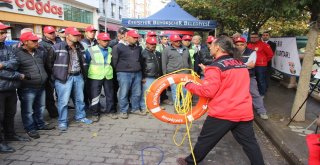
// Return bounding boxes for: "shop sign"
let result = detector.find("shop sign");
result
[0,0,64,20]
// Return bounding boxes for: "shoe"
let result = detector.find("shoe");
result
[259,113,269,120]
[162,99,173,105]
[130,110,147,116]
[5,134,30,142]
[119,112,128,119]
[76,118,93,124]
[176,157,188,165]
[0,143,15,153]
[38,124,55,130]
[26,130,40,139]
[58,123,68,132]
[108,113,118,119]
[91,115,100,122]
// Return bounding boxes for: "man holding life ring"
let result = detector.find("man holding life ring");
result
[176,36,265,165]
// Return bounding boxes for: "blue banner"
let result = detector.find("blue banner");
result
[122,19,217,30]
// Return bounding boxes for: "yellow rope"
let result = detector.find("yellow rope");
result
[172,70,198,165]
[144,68,199,164]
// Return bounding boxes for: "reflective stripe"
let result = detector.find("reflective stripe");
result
[55,50,68,53]
[167,77,175,85]
[150,107,161,113]
[54,64,68,67]
[91,95,100,106]
[187,115,194,122]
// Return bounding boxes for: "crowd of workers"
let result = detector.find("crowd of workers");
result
[0,21,275,164]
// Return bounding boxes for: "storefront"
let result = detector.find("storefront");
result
[0,0,98,40]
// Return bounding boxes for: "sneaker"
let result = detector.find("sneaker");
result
[76,118,93,124]
[259,113,269,120]
[130,110,147,116]
[176,157,188,165]
[108,113,118,119]
[58,123,68,132]
[162,99,173,105]
[91,115,100,122]
[26,130,40,139]
[119,112,128,119]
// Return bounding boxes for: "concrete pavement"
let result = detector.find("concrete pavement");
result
[0,95,288,165]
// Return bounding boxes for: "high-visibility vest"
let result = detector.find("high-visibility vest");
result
[88,45,113,80]
[189,47,196,67]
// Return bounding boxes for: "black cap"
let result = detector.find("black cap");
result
[118,27,128,34]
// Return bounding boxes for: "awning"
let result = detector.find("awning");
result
[99,22,121,31]
[161,30,194,36]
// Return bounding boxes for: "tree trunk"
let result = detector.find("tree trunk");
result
[290,18,319,121]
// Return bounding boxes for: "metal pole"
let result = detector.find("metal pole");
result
[104,0,107,32]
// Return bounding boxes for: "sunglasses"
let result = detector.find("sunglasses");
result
[0,31,8,35]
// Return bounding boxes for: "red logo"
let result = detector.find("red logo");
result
[14,0,63,16]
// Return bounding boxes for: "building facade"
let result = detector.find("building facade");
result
[98,0,129,39]
[128,0,151,18]
[0,0,99,40]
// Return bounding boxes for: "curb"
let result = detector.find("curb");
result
[254,118,305,165]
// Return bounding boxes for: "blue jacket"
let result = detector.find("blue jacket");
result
[0,42,21,91]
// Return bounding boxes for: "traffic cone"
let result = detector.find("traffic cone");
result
[306,134,320,165]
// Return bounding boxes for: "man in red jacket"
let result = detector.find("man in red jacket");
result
[177,36,264,165]
[247,33,274,97]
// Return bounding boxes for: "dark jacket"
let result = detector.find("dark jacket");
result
[80,38,98,50]
[141,48,162,78]
[46,41,88,83]
[241,48,256,77]
[39,37,62,52]
[0,43,21,91]
[109,38,119,48]
[111,43,143,72]
[15,47,47,88]
[266,40,276,53]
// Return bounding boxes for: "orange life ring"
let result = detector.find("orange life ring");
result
[146,74,208,124]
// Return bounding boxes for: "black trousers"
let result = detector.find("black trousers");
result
[89,78,115,115]
[185,116,265,165]
[0,91,17,142]
[45,78,58,118]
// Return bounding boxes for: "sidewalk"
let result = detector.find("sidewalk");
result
[255,80,320,165]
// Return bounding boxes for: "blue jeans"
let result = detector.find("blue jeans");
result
[55,75,86,125]
[140,77,156,110]
[170,84,187,104]
[17,88,46,132]
[117,71,142,113]
[255,66,267,96]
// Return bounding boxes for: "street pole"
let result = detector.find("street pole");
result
[104,0,107,32]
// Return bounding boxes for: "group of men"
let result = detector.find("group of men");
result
[0,20,275,155]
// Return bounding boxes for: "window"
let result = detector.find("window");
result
[119,7,122,19]
[111,3,115,18]
[63,5,93,24]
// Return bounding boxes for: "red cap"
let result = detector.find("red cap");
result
[0,22,11,30]
[65,27,81,36]
[146,37,157,44]
[127,30,140,38]
[234,37,246,43]
[85,25,97,32]
[147,31,157,37]
[182,35,192,41]
[206,36,215,43]
[20,32,39,42]
[170,34,181,42]
[97,33,111,41]
[43,26,55,33]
